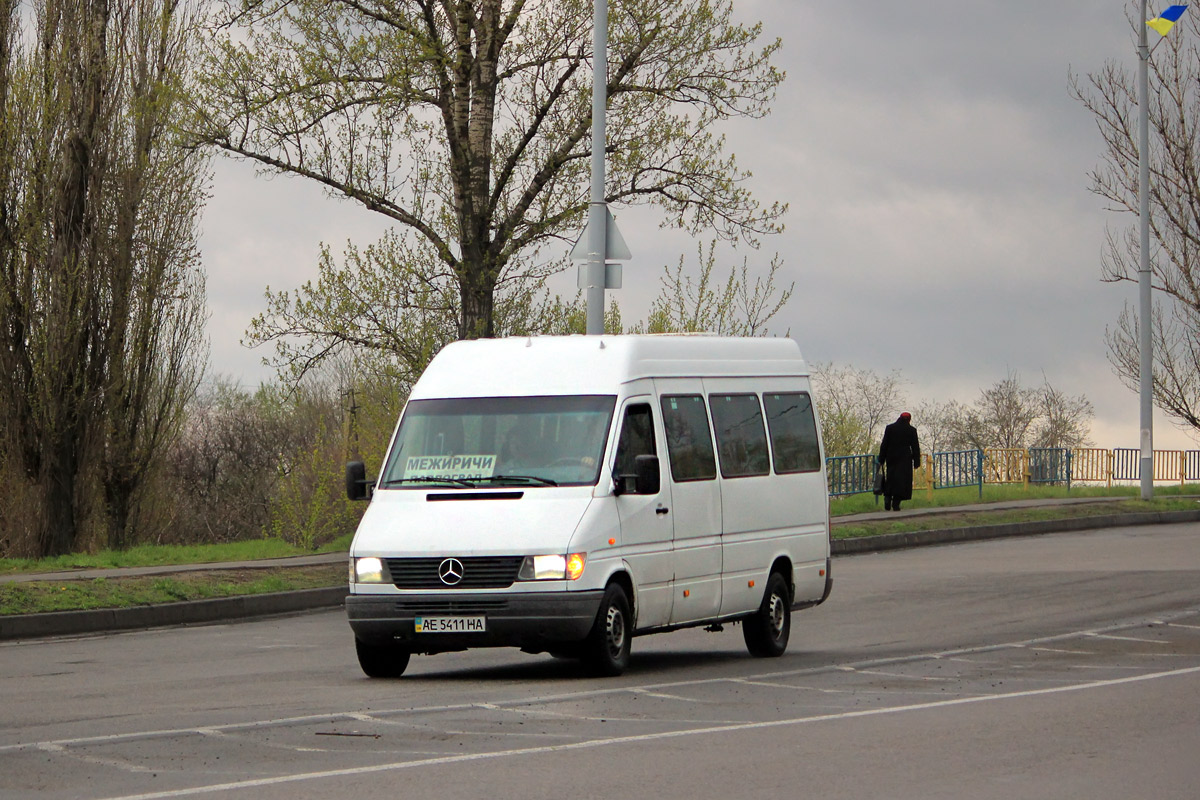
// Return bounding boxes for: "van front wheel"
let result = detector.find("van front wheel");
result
[355,639,411,678]
[583,584,632,676]
[743,573,791,658]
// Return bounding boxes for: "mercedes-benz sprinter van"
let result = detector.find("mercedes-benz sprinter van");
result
[345,335,832,677]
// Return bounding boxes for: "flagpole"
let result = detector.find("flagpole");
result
[1137,0,1154,500]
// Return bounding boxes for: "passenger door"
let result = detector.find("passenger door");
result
[706,386,775,617]
[657,381,723,625]
[611,394,674,630]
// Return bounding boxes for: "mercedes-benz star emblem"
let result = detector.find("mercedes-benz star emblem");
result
[438,558,464,586]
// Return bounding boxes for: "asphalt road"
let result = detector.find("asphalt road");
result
[2,521,1198,799]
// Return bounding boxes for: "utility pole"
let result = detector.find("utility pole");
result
[585,0,609,335]
[1137,0,1153,499]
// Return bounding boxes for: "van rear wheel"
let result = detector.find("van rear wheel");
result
[743,572,790,658]
[355,639,411,678]
[583,583,632,676]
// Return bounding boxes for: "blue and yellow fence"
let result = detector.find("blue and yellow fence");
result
[826,447,1200,497]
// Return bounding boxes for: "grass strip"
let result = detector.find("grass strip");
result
[5,495,1198,616]
[0,565,345,616]
[0,536,354,576]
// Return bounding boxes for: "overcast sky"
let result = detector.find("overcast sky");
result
[197,0,1198,450]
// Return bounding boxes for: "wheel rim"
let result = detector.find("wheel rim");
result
[767,591,786,640]
[605,603,626,657]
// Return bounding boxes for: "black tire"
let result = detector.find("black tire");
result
[742,572,791,658]
[582,583,632,676]
[355,639,411,678]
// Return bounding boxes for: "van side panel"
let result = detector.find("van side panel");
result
[703,377,829,617]
[654,378,724,626]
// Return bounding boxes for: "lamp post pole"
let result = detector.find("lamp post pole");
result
[585,0,608,335]
[1137,0,1154,500]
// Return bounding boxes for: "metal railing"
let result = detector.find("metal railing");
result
[1029,448,1071,488]
[1071,448,1112,485]
[826,454,878,497]
[827,446,1200,497]
[932,449,985,497]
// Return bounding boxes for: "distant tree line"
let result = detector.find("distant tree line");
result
[811,366,1095,460]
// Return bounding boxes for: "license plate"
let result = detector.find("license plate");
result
[414,616,487,633]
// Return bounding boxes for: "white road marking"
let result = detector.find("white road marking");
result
[630,688,706,701]
[1085,633,1164,643]
[93,664,1200,800]
[851,668,957,682]
[6,608,1197,757]
[37,743,155,775]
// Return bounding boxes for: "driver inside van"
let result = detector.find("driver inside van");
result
[499,419,547,472]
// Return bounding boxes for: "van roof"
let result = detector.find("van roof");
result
[411,335,809,399]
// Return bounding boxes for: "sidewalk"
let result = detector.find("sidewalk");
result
[829,495,1200,554]
[831,494,1134,525]
[3,497,1198,641]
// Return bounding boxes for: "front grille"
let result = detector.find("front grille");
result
[385,556,524,589]
[393,599,509,612]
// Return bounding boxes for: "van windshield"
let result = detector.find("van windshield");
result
[380,395,616,488]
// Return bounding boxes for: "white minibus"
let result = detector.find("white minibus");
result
[345,335,832,677]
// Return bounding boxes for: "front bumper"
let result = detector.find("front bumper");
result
[346,589,604,653]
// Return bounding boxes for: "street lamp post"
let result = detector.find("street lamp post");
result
[585,0,609,335]
[1137,0,1154,500]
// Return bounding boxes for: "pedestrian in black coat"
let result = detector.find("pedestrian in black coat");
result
[878,412,921,511]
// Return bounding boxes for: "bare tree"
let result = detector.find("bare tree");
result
[941,372,1093,451]
[1071,4,1200,438]
[809,363,906,458]
[635,241,792,336]
[165,380,294,544]
[908,399,955,455]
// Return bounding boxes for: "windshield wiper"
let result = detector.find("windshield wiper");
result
[477,474,559,487]
[381,476,477,488]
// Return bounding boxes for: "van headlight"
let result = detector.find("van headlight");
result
[518,553,586,581]
[352,557,386,584]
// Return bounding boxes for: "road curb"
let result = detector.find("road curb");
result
[4,511,1198,641]
[831,509,1200,554]
[0,587,346,641]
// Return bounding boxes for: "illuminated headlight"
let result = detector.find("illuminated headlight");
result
[352,557,386,584]
[518,553,586,581]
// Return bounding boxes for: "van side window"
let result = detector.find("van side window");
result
[614,403,656,477]
[763,392,822,473]
[709,394,770,478]
[660,395,717,481]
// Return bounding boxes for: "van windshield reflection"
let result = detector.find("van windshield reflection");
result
[380,395,616,489]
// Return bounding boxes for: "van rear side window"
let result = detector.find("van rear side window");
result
[709,394,770,478]
[763,392,822,473]
[660,395,717,481]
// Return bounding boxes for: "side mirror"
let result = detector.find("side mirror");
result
[634,454,660,495]
[613,454,660,496]
[345,461,373,501]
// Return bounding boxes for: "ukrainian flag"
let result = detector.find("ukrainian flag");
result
[1147,5,1188,35]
